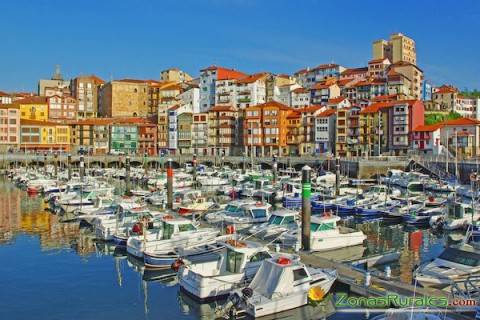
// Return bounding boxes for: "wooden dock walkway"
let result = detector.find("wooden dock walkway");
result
[298,252,474,320]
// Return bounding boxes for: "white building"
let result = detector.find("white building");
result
[178,86,200,113]
[215,79,236,107]
[234,73,267,109]
[291,87,310,109]
[315,109,336,154]
[0,91,12,104]
[199,65,246,112]
[455,96,480,120]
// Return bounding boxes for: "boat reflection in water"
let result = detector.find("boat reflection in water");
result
[177,289,336,320]
[0,177,453,320]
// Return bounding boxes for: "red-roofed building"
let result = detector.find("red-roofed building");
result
[208,105,240,156]
[0,91,12,105]
[0,104,20,151]
[327,96,351,110]
[311,79,340,105]
[235,73,268,109]
[412,124,442,154]
[244,101,294,156]
[440,118,480,158]
[71,75,105,118]
[294,64,346,89]
[291,87,310,109]
[359,100,424,156]
[47,95,77,120]
[340,67,368,81]
[368,58,391,78]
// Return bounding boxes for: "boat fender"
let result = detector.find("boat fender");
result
[132,223,143,235]
[277,257,291,265]
[241,287,253,299]
[171,258,184,272]
[226,225,236,234]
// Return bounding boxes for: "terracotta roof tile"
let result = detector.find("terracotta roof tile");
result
[16,96,48,104]
[317,109,336,117]
[413,124,442,132]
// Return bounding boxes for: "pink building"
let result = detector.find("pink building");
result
[0,104,20,151]
[48,95,77,120]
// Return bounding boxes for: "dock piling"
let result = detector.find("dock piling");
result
[125,155,131,196]
[335,157,340,196]
[54,152,58,178]
[67,154,72,180]
[167,158,173,209]
[192,154,197,189]
[301,165,312,251]
[80,154,85,182]
[272,154,277,185]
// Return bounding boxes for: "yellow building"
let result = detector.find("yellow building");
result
[20,119,70,152]
[17,96,49,121]
[373,33,416,65]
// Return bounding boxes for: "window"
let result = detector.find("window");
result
[226,249,244,273]
[293,268,308,281]
[162,222,174,239]
[251,209,267,218]
[249,251,272,262]
[178,223,195,232]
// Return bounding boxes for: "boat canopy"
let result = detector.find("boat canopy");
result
[248,258,295,299]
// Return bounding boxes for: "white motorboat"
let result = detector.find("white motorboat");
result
[248,208,298,239]
[430,201,480,230]
[226,255,336,318]
[204,199,257,224]
[414,244,480,289]
[178,240,274,301]
[216,202,272,231]
[127,216,219,259]
[280,214,366,251]
[177,197,217,217]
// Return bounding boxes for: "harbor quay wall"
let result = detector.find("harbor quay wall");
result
[0,153,413,179]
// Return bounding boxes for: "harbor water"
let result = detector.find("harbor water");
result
[0,177,450,319]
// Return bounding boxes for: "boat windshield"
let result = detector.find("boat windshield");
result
[225,205,240,213]
[311,222,335,232]
[162,222,174,240]
[282,216,295,225]
[251,209,267,219]
[438,247,480,267]
[268,215,284,225]
[226,248,244,273]
[178,223,195,232]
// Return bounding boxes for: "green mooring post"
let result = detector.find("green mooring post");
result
[301,165,312,251]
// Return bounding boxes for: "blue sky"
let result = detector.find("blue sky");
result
[0,0,478,92]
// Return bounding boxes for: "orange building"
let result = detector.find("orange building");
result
[243,101,293,157]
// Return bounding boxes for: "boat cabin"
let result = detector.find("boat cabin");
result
[161,218,197,240]
[268,209,298,226]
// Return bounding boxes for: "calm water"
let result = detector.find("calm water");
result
[0,178,449,320]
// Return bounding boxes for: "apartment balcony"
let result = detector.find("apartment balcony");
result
[238,98,251,103]
[347,138,359,145]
